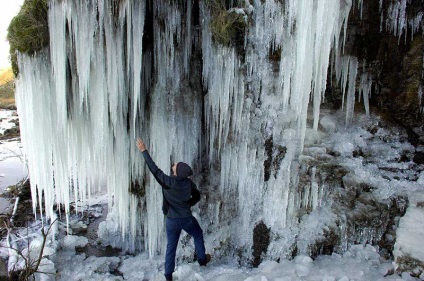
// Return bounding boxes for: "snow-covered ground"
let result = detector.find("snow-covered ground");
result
[53,245,406,281]
[0,109,17,135]
[0,109,26,212]
[2,111,424,281]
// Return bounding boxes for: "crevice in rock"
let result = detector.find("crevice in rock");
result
[252,221,270,268]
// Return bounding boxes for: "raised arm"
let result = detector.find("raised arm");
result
[137,138,176,188]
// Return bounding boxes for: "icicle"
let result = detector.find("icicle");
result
[67,1,98,112]
[408,12,423,41]
[358,0,363,20]
[345,57,358,124]
[380,0,384,33]
[202,5,244,162]
[339,56,351,111]
[48,0,67,129]
[341,0,352,53]
[128,1,146,138]
[16,0,147,254]
[359,72,372,117]
[311,0,346,130]
[419,85,423,114]
[385,0,418,42]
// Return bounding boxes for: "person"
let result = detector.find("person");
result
[136,137,211,281]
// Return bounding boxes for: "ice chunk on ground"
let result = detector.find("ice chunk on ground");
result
[61,235,88,251]
[393,206,424,272]
[320,115,338,133]
[119,254,161,280]
[56,252,122,281]
[295,263,310,277]
[304,128,327,146]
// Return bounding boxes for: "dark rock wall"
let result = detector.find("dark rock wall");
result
[341,0,424,141]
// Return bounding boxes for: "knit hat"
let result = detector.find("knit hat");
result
[176,162,193,178]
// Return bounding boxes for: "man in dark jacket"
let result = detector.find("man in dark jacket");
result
[136,138,210,281]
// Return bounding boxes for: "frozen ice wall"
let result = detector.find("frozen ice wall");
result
[16,0,149,253]
[16,0,372,259]
[200,0,354,255]
[16,0,202,256]
[145,0,202,257]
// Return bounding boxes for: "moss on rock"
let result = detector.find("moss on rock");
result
[7,0,49,76]
[206,0,248,50]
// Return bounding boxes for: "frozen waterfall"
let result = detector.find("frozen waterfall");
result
[15,0,375,258]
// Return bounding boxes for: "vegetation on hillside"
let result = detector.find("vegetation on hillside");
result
[7,0,49,76]
[0,68,14,84]
[0,68,15,109]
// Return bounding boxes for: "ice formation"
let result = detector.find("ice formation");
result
[14,0,403,260]
[384,0,424,41]
[16,0,148,252]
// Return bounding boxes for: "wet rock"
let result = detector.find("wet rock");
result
[352,149,365,158]
[309,228,340,259]
[69,220,88,235]
[252,221,270,268]
[399,153,410,162]
[2,127,20,136]
[263,137,273,182]
[317,163,348,186]
[263,136,287,181]
[413,152,424,165]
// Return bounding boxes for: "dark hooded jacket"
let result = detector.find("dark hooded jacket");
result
[142,151,200,218]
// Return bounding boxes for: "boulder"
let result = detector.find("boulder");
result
[393,205,424,277]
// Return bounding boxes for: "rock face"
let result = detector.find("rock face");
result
[252,221,271,267]
[342,0,424,144]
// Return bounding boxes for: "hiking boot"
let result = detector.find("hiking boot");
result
[199,253,212,266]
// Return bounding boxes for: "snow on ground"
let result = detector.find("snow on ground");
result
[0,140,26,193]
[0,110,26,212]
[0,109,17,135]
[394,203,424,271]
[53,243,418,281]
[5,231,398,281]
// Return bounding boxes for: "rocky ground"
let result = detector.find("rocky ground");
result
[0,110,20,140]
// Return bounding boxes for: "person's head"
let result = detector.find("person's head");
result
[172,162,193,178]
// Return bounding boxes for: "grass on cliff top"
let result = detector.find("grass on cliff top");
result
[0,68,15,108]
[7,0,49,76]
[207,0,248,47]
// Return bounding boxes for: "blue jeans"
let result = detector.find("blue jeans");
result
[164,216,206,280]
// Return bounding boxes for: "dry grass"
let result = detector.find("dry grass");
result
[0,68,14,85]
[0,68,15,108]
[205,0,248,48]
[210,8,246,47]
